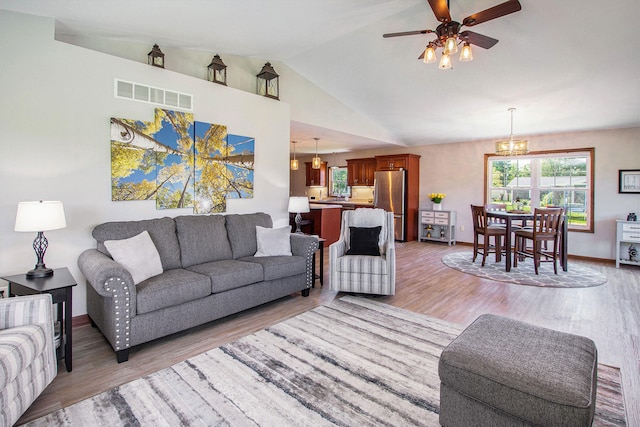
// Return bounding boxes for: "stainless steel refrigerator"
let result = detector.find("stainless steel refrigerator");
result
[373,170,406,241]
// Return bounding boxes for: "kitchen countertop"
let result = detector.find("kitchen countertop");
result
[309,203,342,209]
[310,199,374,207]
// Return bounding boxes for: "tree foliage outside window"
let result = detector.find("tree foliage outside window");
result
[329,167,350,196]
[486,149,593,231]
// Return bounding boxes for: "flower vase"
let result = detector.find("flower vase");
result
[433,202,442,211]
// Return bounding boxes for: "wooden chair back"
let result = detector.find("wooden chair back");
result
[471,205,488,231]
[532,207,564,237]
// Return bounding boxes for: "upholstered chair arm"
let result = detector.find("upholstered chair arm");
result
[78,249,137,360]
[290,233,319,290]
[78,249,137,300]
[0,294,54,333]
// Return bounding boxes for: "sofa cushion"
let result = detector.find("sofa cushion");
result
[0,324,46,390]
[255,226,292,257]
[135,269,211,314]
[241,255,306,281]
[93,217,182,270]
[225,213,272,259]
[187,260,264,293]
[175,215,233,267]
[104,231,164,285]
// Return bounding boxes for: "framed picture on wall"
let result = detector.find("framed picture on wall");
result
[619,169,640,194]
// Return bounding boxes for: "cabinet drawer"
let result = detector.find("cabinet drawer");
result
[622,232,640,241]
[434,218,449,225]
[622,223,640,232]
[434,212,449,219]
[421,218,435,224]
[421,211,435,218]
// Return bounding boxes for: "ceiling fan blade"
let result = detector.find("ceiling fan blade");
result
[459,31,499,49]
[418,51,425,60]
[462,0,522,27]
[383,29,434,38]
[427,0,451,22]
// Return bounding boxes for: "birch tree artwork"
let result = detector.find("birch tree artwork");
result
[110,108,254,213]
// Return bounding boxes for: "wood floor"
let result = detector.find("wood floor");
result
[19,242,640,426]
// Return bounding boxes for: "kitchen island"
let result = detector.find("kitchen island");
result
[306,203,342,245]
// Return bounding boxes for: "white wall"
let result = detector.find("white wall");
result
[291,127,640,260]
[0,11,291,316]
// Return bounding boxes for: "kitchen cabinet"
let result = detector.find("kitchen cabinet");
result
[418,209,457,246]
[616,220,640,268]
[346,157,376,186]
[374,154,421,241]
[305,161,327,187]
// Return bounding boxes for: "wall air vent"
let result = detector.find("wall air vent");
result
[114,79,192,111]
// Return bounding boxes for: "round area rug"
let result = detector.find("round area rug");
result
[442,251,607,288]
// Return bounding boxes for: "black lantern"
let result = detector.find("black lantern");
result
[148,44,165,68]
[207,54,227,85]
[256,62,279,100]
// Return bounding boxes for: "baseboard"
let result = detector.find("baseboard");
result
[72,314,91,327]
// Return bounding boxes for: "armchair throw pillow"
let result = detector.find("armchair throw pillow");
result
[104,230,164,284]
[346,226,381,256]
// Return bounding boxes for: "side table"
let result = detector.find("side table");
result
[2,267,77,372]
[311,237,326,287]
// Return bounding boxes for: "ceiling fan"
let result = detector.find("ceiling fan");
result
[383,0,522,69]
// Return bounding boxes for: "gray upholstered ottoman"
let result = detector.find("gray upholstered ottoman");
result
[439,314,598,427]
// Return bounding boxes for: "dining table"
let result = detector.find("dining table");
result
[486,211,568,272]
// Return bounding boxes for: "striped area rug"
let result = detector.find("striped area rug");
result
[26,297,626,426]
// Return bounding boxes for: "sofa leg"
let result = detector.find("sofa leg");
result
[89,316,96,328]
[302,288,310,297]
[116,349,130,363]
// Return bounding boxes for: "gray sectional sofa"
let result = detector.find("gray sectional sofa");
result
[78,212,318,363]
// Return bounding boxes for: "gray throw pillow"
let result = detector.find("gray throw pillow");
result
[104,230,164,284]
[254,226,292,257]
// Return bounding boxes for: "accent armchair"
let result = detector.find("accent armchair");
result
[0,294,57,426]
[329,209,396,295]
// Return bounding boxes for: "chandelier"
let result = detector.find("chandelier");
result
[495,108,529,156]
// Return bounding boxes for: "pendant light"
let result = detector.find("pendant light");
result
[290,141,299,170]
[312,138,322,169]
[495,108,529,156]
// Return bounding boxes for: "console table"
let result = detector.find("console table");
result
[616,220,640,268]
[2,267,77,372]
[418,209,457,245]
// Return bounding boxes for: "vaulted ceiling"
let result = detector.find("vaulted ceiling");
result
[2,0,638,154]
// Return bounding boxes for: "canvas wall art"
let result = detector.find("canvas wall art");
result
[111,108,254,213]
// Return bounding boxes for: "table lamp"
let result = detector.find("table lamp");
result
[288,197,310,233]
[15,200,67,278]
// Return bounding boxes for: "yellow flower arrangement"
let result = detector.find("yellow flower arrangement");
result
[428,193,446,203]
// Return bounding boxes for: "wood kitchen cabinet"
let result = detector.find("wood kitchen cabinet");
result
[346,157,376,186]
[375,153,421,241]
[305,161,327,187]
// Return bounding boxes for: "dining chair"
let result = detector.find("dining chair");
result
[513,207,564,274]
[471,205,507,267]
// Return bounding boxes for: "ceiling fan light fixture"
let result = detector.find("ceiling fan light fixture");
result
[439,53,452,70]
[459,42,473,62]
[423,45,437,64]
[443,36,458,55]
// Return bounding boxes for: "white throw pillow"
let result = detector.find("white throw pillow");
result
[254,226,292,257]
[104,230,164,285]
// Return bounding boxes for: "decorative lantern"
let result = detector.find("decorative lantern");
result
[256,62,279,100]
[148,44,165,68]
[207,54,227,85]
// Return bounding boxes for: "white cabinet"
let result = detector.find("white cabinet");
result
[616,220,640,268]
[418,209,456,246]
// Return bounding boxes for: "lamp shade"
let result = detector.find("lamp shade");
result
[15,201,67,232]
[288,197,310,214]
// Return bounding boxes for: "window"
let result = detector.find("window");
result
[485,148,594,232]
[329,166,350,197]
